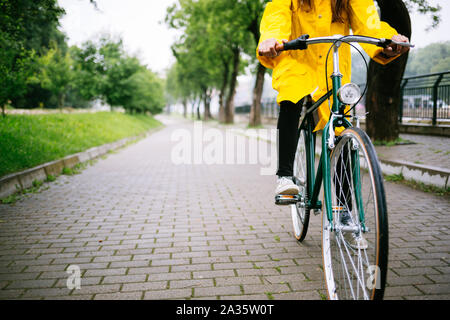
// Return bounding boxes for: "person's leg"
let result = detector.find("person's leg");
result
[275,99,303,196]
[276,100,303,177]
[335,143,353,211]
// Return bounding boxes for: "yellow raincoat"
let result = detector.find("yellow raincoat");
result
[257,0,400,131]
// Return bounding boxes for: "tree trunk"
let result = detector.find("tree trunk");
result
[249,62,265,127]
[58,93,65,111]
[196,96,201,120]
[224,48,240,124]
[218,59,229,123]
[1,104,5,118]
[218,90,225,123]
[182,99,187,118]
[365,0,411,142]
[248,11,265,128]
[203,88,212,121]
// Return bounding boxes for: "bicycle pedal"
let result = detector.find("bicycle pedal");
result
[275,194,300,206]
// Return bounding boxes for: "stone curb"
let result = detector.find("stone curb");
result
[378,158,449,189]
[0,126,163,199]
[226,127,449,189]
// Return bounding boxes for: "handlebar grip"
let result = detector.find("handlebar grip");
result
[377,38,415,48]
[281,34,310,51]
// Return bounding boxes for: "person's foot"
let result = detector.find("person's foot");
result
[275,176,299,196]
[340,210,368,250]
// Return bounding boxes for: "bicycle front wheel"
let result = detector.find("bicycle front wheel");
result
[322,127,388,300]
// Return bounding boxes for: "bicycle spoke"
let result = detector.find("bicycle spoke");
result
[338,231,369,299]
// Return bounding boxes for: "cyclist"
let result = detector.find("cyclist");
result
[257,0,410,196]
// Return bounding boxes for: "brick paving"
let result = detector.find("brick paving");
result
[375,134,450,170]
[0,116,449,300]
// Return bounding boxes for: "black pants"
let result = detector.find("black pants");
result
[276,99,352,209]
[276,100,303,177]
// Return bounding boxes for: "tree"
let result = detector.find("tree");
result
[166,0,223,121]
[0,0,64,114]
[165,62,195,118]
[102,57,140,110]
[365,0,441,141]
[238,0,270,127]
[206,0,254,124]
[166,0,252,123]
[70,42,104,102]
[37,44,73,109]
[70,36,166,114]
[0,33,33,116]
[404,41,450,76]
[127,68,165,114]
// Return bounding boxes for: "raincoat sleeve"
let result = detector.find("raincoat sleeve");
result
[349,0,401,65]
[256,0,293,69]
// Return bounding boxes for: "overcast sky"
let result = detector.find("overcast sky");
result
[58,0,450,76]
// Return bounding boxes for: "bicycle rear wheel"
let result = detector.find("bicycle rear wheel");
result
[291,129,310,242]
[322,127,388,300]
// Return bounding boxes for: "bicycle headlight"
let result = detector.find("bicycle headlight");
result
[337,83,361,105]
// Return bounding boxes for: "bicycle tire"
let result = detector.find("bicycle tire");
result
[322,127,388,300]
[291,128,311,242]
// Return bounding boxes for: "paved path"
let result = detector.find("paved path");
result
[0,116,449,300]
[375,134,450,170]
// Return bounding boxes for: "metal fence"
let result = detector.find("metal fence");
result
[357,71,450,124]
[235,100,280,118]
[399,71,450,124]
[261,99,279,118]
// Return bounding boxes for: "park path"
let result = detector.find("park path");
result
[0,115,449,300]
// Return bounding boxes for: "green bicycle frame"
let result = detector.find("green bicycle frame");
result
[300,42,365,228]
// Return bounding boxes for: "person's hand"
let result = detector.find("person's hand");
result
[383,34,410,57]
[258,38,287,58]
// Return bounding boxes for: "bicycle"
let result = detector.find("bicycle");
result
[274,34,414,300]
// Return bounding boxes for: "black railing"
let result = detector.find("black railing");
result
[357,71,450,124]
[261,99,279,118]
[399,71,450,125]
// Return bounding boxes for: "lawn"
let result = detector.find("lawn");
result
[0,112,161,177]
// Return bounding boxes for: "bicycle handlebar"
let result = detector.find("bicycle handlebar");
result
[279,34,415,51]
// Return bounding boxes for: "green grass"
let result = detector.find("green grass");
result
[373,138,414,147]
[385,173,449,196]
[385,173,405,182]
[1,178,50,204]
[0,112,161,177]
[265,292,274,300]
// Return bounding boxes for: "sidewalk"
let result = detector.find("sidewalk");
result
[0,115,448,300]
[215,115,450,189]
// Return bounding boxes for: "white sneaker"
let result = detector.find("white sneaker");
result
[275,176,299,196]
[340,210,368,250]
[347,234,369,250]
